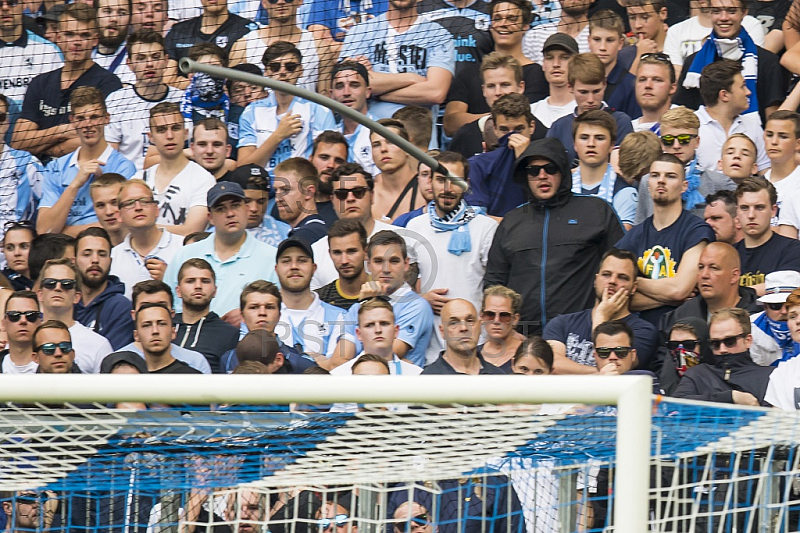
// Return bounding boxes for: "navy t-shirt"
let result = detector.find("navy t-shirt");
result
[735,232,800,287]
[165,14,256,66]
[542,308,659,370]
[615,210,715,325]
[19,64,122,129]
[288,213,329,244]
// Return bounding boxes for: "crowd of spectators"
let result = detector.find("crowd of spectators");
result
[2,0,800,413]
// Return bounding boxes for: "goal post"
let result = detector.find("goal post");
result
[0,374,653,533]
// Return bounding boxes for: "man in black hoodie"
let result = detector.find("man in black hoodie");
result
[483,137,625,336]
[673,308,773,405]
[173,258,240,373]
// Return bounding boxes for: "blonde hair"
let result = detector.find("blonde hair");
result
[618,131,662,181]
[482,285,522,314]
[660,106,700,130]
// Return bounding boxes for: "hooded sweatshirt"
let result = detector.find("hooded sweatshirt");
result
[74,275,134,350]
[483,138,626,334]
[174,311,240,373]
[672,349,774,406]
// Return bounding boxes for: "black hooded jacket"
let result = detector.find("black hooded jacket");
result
[483,138,625,334]
[672,350,774,406]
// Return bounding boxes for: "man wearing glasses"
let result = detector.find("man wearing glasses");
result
[393,502,433,533]
[0,290,43,374]
[592,320,653,383]
[674,307,773,405]
[31,320,80,374]
[237,42,336,174]
[0,490,59,532]
[36,258,113,373]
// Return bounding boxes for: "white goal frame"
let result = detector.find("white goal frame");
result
[0,374,652,533]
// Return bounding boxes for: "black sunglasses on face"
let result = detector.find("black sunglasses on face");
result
[595,346,632,358]
[709,334,746,350]
[15,493,44,505]
[41,278,77,291]
[35,342,74,356]
[765,302,786,311]
[482,310,513,322]
[333,186,370,200]
[5,311,42,323]
[666,340,698,352]
[266,61,300,73]
[526,163,559,176]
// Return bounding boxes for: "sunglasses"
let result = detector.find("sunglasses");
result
[41,278,77,291]
[358,295,391,304]
[318,514,349,530]
[660,134,697,146]
[595,346,632,359]
[526,163,559,176]
[266,61,300,73]
[15,493,44,505]
[333,186,370,200]
[5,310,42,323]
[709,333,746,350]
[0,0,18,7]
[640,52,671,63]
[396,515,432,530]
[666,340,698,352]
[765,302,786,311]
[35,342,74,356]
[482,310,513,322]
[4,220,33,230]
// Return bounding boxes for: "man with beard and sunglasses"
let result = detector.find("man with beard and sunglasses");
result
[0,290,43,374]
[93,0,136,84]
[674,307,773,405]
[73,227,134,350]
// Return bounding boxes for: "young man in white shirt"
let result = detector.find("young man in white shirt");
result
[36,258,113,373]
[530,33,578,128]
[0,291,43,374]
[90,173,129,247]
[105,31,183,170]
[761,110,800,238]
[133,101,216,236]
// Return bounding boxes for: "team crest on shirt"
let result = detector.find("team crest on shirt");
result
[475,14,490,31]
[216,36,228,48]
[639,246,677,279]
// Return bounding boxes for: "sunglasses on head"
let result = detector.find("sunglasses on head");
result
[318,514,349,530]
[765,302,786,311]
[709,333,746,350]
[660,134,697,146]
[595,346,632,358]
[35,342,74,356]
[266,61,300,73]
[4,220,33,230]
[526,163,559,176]
[5,310,42,323]
[482,310,513,322]
[41,278,76,291]
[639,52,671,63]
[333,186,370,200]
[666,340,698,352]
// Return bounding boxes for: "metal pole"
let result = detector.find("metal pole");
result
[178,58,469,190]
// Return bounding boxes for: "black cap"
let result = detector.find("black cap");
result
[276,238,314,261]
[100,351,149,374]
[331,61,370,85]
[36,3,67,24]
[207,181,247,208]
[225,164,270,191]
[226,63,264,91]
[542,33,579,55]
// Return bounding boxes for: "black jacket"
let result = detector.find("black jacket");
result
[483,138,625,334]
[672,350,774,406]
[174,312,240,373]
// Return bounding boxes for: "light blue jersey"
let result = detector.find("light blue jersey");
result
[342,112,378,177]
[341,283,434,368]
[275,294,346,358]
[0,146,43,230]
[339,13,455,118]
[40,145,136,226]
[238,94,337,176]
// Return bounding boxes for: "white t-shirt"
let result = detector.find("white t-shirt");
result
[69,321,114,374]
[105,85,184,170]
[111,229,186,299]
[1,355,38,374]
[765,356,800,409]
[93,46,136,86]
[530,98,576,128]
[330,353,422,375]
[135,161,216,226]
[765,166,800,229]
[695,106,769,173]
[405,212,498,365]
[663,15,766,66]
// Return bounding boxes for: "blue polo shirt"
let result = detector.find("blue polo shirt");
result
[163,232,279,316]
[40,144,136,226]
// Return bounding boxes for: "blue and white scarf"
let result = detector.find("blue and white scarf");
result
[181,72,230,121]
[682,158,705,211]
[428,200,478,256]
[754,312,796,364]
[684,27,759,117]
[572,164,616,203]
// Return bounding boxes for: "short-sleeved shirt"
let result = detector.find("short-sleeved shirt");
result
[615,210,715,324]
[416,0,492,77]
[315,280,360,310]
[163,232,279,316]
[238,95,337,176]
[119,341,212,373]
[0,146,41,229]
[92,44,136,86]
[341,283,434,368]
[288,213,328,244]
[134,160,216,226]
[735,233,800,287]
[275,293,345,358]
[110,229,186,299]
[695,106,770,173]
[663,15,766,66]
[339,13,456,117]
[446,62,548,116]
[40,145,136,226]
[765,355,800,410]
[421,352,506,374]
[571,165,638,226]
[105,85,184,170]
[523,24,589,64]
[19,64,122,130]
[747,0,791,35]
[165,13,257,64]
[305,0,388,41]
[542,308,659,370]
[0,30,62,114]
[152,358,203,374]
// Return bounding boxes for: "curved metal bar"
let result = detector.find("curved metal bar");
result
[179,58,468,190]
